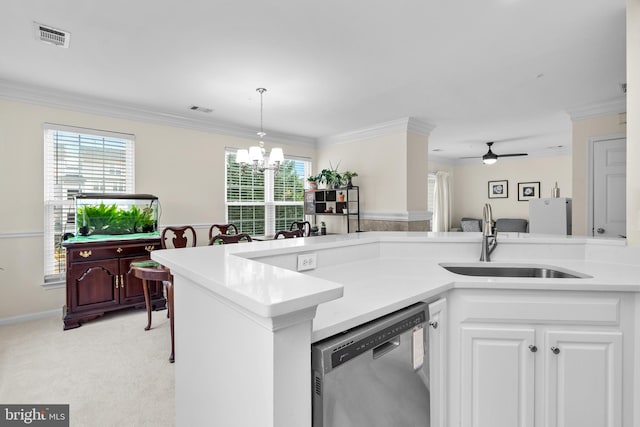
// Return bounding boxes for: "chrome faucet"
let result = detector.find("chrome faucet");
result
[480,203,497,262]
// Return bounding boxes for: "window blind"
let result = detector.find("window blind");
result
[225,149,309,236]
[43,124,134,281]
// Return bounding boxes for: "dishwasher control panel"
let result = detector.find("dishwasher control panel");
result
[329,309,425,369]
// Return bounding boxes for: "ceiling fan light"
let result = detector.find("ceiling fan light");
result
[482,154,497,165]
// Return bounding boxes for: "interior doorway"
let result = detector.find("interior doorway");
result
[590,136,626,238]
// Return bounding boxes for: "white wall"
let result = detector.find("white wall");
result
[571,114,626,236]
[0,98,315,319]
[317,132,408,213]
[451,155,572,227]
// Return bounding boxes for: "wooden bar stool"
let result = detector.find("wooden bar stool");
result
[132,263,175,363]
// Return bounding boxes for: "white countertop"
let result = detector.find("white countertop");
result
[152,232,640,343]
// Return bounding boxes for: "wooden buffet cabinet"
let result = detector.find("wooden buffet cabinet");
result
[63,237,166,330]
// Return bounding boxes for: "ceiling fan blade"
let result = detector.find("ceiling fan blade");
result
[459,155,481,159]
[496,153,528,158]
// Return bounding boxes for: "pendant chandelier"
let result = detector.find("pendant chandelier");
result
[235,88,284,175]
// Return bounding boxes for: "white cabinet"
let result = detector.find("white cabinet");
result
[544,330,622,427]
[460,326,535,427]
[449,289,628,427]
[428,298,448,427]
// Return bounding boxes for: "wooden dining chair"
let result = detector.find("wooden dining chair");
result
[133,225,197,363]
[289,221,312,237]
[210,233,253,245]
[161,225,197,249]
[274,229,304,239]
[132,264,175,363]
[208,223,239,245]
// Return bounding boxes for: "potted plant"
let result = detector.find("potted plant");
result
[319,161,343,189]
[343,171,358,189]
[307,174,319,190]
[320,168,342,189]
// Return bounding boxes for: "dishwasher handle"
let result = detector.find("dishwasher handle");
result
[372,336,401,359]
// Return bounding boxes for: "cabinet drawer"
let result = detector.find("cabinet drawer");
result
[457,291,620,326]
[67,242,161,262]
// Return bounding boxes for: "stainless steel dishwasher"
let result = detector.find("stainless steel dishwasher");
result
[312,302,430,427]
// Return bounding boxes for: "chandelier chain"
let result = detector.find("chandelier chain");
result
[257,88,267,138]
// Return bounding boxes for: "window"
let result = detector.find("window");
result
[225,150,310,236]
[44,124,134,283]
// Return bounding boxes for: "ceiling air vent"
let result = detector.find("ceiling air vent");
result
[189,105,214,114]
[33,22,70,48]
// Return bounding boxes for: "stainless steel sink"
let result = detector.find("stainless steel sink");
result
[439,263,591,279]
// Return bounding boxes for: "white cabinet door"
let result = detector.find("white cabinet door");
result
[460,326,536,427]
[544,330,622,427]
[428,298,447,427]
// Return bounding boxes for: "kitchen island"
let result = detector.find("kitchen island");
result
[152,232,640,427]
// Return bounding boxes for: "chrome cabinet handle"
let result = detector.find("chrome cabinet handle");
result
[428,320,438,329]
[551,346,560,355]
[528,345,538,353]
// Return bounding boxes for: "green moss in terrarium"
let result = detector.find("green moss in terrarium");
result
[77,203,119,236]
[78,203,156,236]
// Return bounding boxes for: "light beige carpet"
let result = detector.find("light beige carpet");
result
[0,308,175,426]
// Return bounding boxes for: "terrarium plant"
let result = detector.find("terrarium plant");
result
[77,203,155,236]
[77,203,119,236]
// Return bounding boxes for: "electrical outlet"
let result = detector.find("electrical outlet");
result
[297,253,317,271]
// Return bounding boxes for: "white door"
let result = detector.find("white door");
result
[592,138,626,237]
[428,298,447,427]
[460,326,536,427]
[544,330,622,427]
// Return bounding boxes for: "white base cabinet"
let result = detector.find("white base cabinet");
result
[448,289,631,427]
[428,298,448,427]
[460,326,536,427]
[544,330,622,427]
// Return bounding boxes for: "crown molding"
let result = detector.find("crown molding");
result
[566,96,627,120]
[0,79,316,147]
[317,117,436,146]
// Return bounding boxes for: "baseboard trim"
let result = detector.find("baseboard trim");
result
[0,308,60,326]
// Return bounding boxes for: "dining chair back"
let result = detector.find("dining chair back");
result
[274,229,304,239]
[161,225,197,249]
[208,223,239,245]
[210,233,253,245]
[289,221,312,237]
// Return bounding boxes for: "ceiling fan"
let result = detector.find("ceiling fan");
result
[462,142,528,164]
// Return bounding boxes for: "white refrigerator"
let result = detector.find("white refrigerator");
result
[528,198,572,235]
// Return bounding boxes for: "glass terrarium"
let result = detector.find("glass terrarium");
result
[72,193,159,240]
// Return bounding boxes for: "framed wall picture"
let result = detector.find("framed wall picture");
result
[488,180,508,199]
[518,181,540,201]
